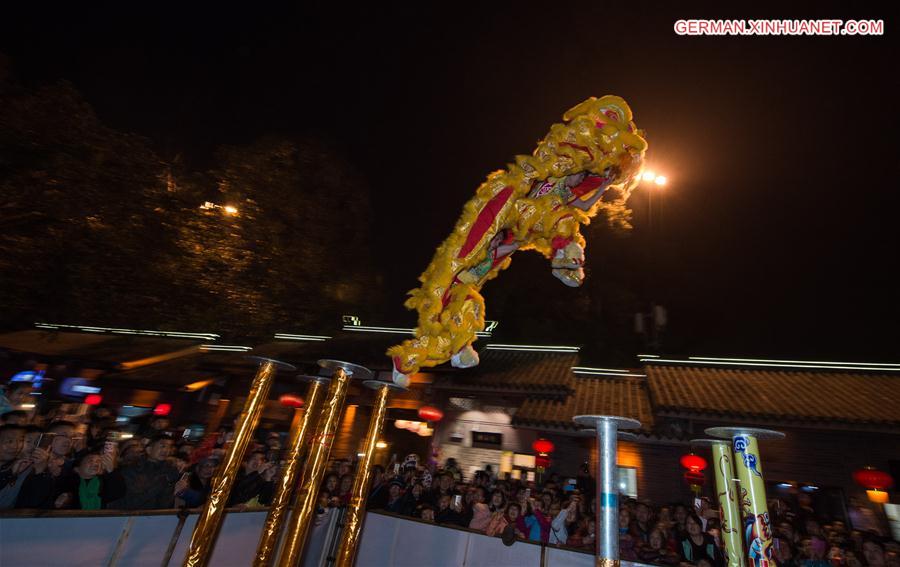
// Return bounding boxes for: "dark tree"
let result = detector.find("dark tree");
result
[0,69,380,337]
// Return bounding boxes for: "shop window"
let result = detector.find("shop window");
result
[619,466,638,498]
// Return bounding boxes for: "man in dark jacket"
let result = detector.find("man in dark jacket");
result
[227,451,275,506]
[52,451,126,509]
[110,434,180,509]
[178,456,219,508]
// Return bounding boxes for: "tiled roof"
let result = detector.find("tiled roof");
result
[646,365,900,426]
[513,376,653,431]
[0,330,201,365]
[432,350,577,396]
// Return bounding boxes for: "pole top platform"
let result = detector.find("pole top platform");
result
[244,356,297,371]
[295,374,331,384]
[690,438,732,446]
[318,359,373,381]
[578,429,639,441]
[705,427,786,441]
[573,415,642,430]
[362,379,408,392]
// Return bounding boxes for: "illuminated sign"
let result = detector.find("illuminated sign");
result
[472,431,502,446]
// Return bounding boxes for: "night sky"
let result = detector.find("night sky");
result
[2,3,897,361]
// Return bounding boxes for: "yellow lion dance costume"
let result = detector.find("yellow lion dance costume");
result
[388,95,648,386]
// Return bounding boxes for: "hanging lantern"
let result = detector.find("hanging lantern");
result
[680,453,708,473]
[278,393,304,408]
[84,394,103,406]
[532,438,555,455]
[684,470,706,491]
[395,419,411,430]
[867,490,889,504]
[853,467,894,491]
[153,403,172,416]
[418,406,444,422]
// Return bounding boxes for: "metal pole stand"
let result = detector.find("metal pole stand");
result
[253,375,330,567]
[335,379,407,567]
[276,360,372,567]
[707,427,785,567]
[691,439,747,567]
[573,415,641,567]
[183,357,295,567]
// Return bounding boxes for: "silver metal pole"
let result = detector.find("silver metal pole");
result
[598,418,618,561]
[574,415,640,567]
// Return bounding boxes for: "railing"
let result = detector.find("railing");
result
[0,508,651,567]
[356,511,652,567]
[0,507,337,567]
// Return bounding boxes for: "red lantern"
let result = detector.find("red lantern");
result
[153,403,172,416]
[681,453,708,473]
[532,438,555,455]
[684,470,706,486]
[279,393,304,408]
[418,406,444,422]
[84,394,103,406]
[853,467,894,490]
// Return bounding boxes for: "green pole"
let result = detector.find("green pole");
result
[707,427,785,567]
[693,439,746,567]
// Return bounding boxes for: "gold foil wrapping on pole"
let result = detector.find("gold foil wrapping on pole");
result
[253,378,327,567]
[183,359,283,567]
[276,367,352,567]
[334,382,393,567]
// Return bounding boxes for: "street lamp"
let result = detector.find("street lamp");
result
[200,201,240,216]
[639,167,668,351]
[639,168,667,230]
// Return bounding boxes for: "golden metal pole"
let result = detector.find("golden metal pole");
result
[183,358,294,567]
[253,376,328,567]
[275,360,371,567]
[335,380,405,567]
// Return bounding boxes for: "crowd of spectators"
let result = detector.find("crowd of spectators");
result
[0,381,280,511]
[2,380,898,567]
[363,457,900,567]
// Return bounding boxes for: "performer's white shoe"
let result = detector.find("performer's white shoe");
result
[451,345,480,369]
[392,367,411,388]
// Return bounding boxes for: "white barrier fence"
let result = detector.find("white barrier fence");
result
[0,508,336,567]
[1,509,648,567]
